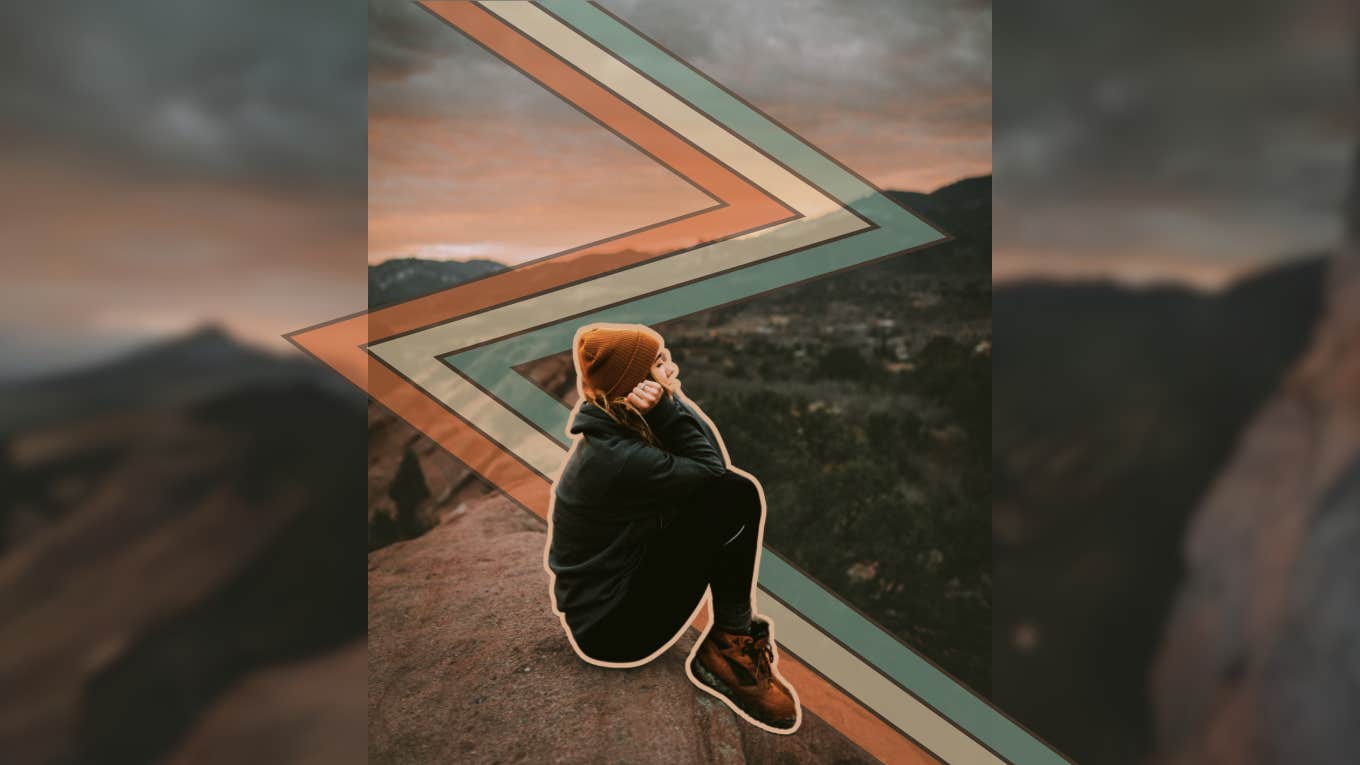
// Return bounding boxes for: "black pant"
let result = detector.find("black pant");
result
[575,471,763,663]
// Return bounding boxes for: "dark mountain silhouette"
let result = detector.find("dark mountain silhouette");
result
[364,176,992,313]
[882,176,990,276]
[890,176,989,244]
[992,254,1328,764]
[0,323,348,437]
[369,256,509,309]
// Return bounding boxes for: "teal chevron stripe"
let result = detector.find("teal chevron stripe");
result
[544,1,915,224]
[445,222,933,440]
[761,554,1065,765]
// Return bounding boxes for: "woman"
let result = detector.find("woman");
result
[545,322,802,734]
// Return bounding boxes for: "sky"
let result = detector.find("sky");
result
[3,0,1352,379]
[368,0,994,265]
[994,0,1357,288]
[0,0,367,378]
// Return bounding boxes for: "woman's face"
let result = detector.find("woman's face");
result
[650,345,680,389]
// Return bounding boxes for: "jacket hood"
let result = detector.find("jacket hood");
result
[568,400,631,438]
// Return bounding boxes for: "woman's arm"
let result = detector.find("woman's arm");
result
[613,392,726,495]
[672,394,722,454]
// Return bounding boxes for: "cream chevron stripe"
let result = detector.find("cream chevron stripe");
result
[366,1,869,476]
[481,1,845,219]
[366,215,861,474]
[756,594,998,765]
[369,215,861,360]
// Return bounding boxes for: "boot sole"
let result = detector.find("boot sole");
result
[688,654,797,730]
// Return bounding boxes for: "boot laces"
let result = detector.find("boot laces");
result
[739,635,774,683]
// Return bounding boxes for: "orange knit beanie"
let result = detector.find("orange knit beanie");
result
[575,324,663,399]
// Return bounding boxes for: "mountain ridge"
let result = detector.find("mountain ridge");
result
[365,175,994,310]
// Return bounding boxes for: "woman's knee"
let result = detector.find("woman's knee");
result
[731,471,762,502]
[716,472,762,522]
[575,590,704,663]
[683,472,762,532]
[576,631,650,664]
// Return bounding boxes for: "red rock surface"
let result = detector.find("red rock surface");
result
[1148,240,1360,763]
[166,641,367,765]
[367,491,878,764]
[368,351,578,550]
[0,378,367,764]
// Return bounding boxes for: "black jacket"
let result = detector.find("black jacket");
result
[546,390,728,639]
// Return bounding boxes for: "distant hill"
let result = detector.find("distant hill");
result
[882,175,990,276]
[889,175,990,238]
[0,323,350,437]
[368,257,509,309]
[766,176,990,305]
[991,254,1327,763]
[364,176,992,311]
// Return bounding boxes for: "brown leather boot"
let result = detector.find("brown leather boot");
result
[686,616,801,732]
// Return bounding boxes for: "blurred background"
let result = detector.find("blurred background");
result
[993,1,1359,764]
[0,1,368,763]
[6,0,1358,762]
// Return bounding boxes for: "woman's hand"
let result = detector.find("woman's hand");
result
[626,380,664,414]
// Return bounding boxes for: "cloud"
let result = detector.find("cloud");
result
[993,0,1355,274]
[1,151,366,360]
[367,0,990,142]
[367,0,993,263]
[0,0,366,189]
[369,0,466,80]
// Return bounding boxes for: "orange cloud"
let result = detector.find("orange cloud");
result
[2,145,365,351]
[368,101,991,266]
[368,113,721,264]
[993,247,1282,292]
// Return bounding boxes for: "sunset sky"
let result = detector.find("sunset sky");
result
[1,0,366,378]
[4,0,1353,380]
[368,0,993,265]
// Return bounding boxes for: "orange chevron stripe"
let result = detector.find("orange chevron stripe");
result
[368,0,793,341]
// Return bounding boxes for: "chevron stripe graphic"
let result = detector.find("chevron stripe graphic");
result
[289,2,1066,763]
